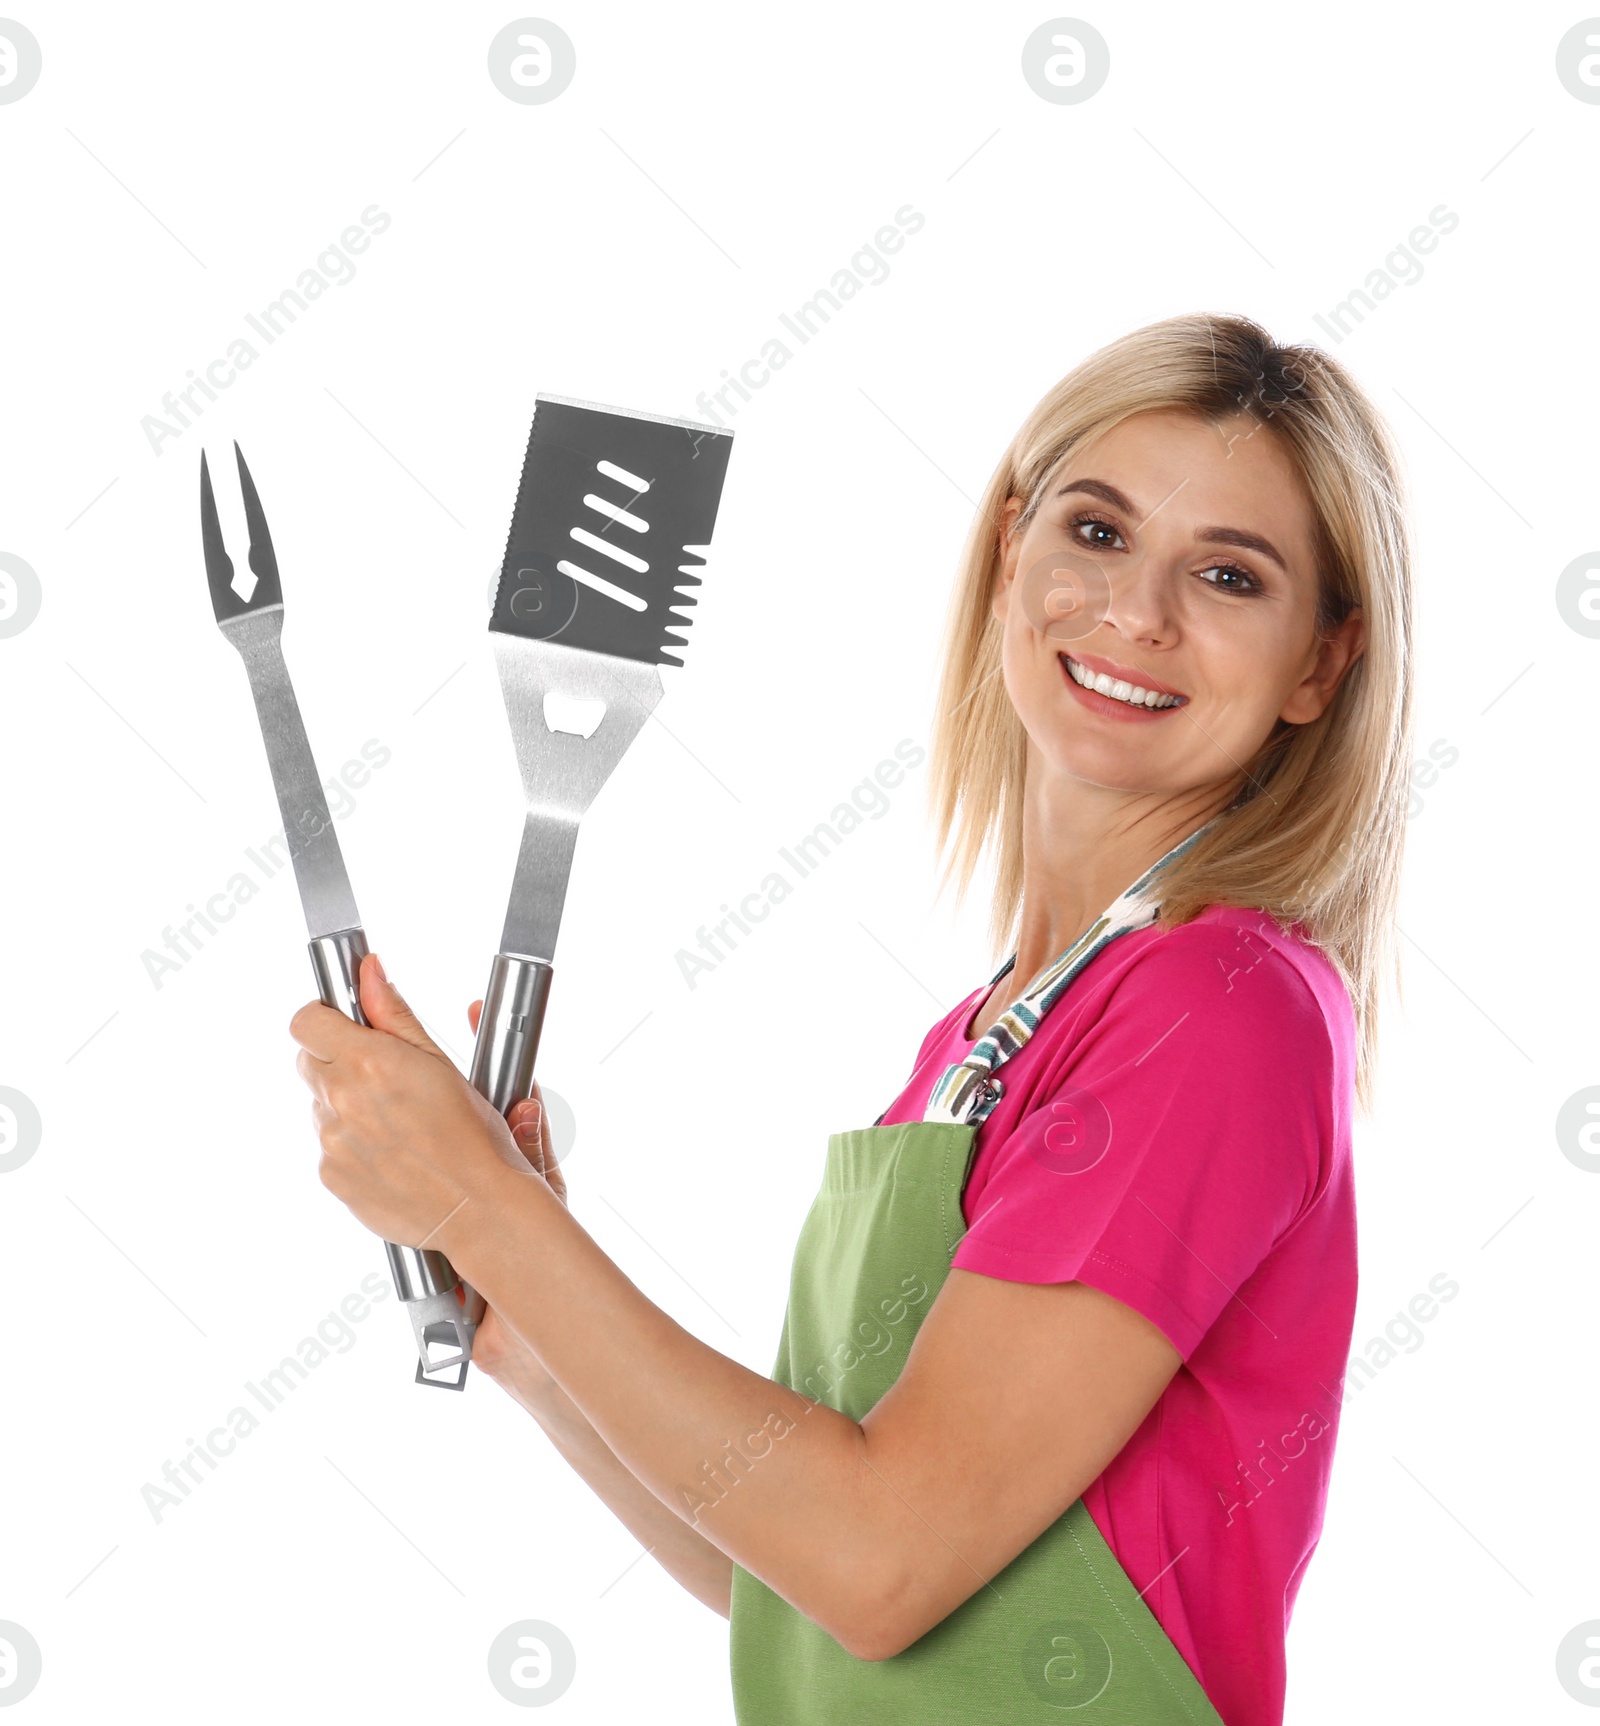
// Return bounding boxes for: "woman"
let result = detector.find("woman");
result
[291,312,1413,1725]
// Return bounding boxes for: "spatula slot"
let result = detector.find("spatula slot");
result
[555,558,648,612]
[596,458,651,493]
[569,525,648,574]
[543,690,607,739]
[584,492,648,532]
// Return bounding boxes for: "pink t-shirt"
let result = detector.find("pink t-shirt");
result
[878,902,1358,1726]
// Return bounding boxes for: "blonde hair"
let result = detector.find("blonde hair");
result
[929,313,1415,1113]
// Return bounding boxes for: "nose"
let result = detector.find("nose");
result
[1097,541,1177,647]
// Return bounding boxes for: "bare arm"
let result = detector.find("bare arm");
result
[298,962,1182,1663]
[445,1173,1180,1661]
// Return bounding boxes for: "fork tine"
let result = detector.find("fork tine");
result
[233,442,282,603]
[199,450,239,624]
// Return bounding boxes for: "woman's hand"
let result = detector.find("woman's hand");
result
[290,954,542,1255]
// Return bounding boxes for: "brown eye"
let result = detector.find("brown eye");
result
[1196,563,1264,595]
[1069,513,1125,551]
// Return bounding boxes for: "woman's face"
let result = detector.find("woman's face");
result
[991,406,1365,808]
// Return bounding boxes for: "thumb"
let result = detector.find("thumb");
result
[358,953,446,1058]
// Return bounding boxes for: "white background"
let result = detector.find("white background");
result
[0,1,1595,1720]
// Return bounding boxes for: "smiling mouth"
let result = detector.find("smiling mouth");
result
[1061,654,1188,710]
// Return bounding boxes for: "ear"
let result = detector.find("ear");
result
[1281,607,1367,724]
[991,496,1026,625]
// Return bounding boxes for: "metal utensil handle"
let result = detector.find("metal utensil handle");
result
[469,953,554,1116]
[308,927,486,1391]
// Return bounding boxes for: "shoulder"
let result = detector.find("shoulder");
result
[953,906,1354,1350]
[1069,904,1356,1208]
[1093,903,1353,1078]
[1023,905,1355,1206]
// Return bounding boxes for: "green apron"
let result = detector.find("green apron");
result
[729,826,1226,1724]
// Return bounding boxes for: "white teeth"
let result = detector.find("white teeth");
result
[1065,656,1183,709]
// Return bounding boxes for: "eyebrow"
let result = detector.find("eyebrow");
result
[1054,478,1290,575]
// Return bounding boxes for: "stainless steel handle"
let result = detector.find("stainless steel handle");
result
[469,953,553,1115]
[309,928,486,1391]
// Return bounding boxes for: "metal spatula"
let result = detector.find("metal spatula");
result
[467,395,735,1196]
[200,444,486,1390]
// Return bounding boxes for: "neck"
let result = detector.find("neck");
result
[1005,749,1231,993]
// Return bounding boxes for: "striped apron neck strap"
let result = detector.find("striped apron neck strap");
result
[923,818,1217,1127]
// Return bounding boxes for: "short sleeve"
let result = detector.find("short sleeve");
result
[949,930,1333,1359]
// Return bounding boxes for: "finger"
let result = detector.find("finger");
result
[356,954,447,1059]
[506,1094,542,1134]
[295,1046,330,1097]
[468,998,483,1035]
[509,1106,541,1158]
[507,1095,555,1177]
[288,999,368,1062]
[506,1099,542,1165]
